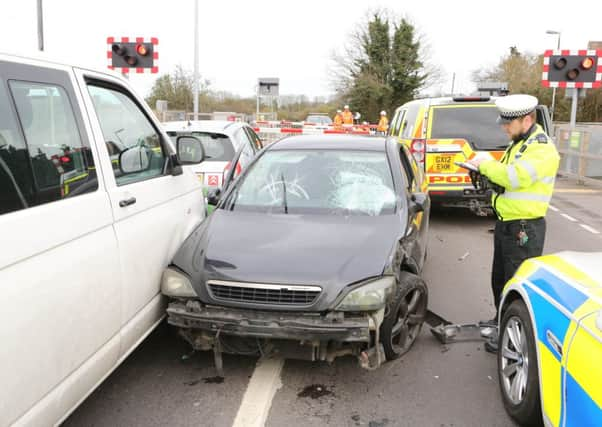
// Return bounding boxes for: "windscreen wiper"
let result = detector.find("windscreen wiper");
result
[281,172,288,214]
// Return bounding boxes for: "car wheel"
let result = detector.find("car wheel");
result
[498,299,542,426]
[380,271,428,360]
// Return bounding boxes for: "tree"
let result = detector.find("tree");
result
[146,65,209,111]
[332,11,430,122]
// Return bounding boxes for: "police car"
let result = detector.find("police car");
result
[497,251,601,426]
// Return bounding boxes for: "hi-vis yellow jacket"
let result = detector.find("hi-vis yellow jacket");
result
[479,124,560,221]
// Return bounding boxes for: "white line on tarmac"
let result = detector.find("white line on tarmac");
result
[560,213,578,222]
[579,224,601,235]
[232,357,284,427]
[548,205,559,212]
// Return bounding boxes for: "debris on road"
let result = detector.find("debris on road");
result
[297,384,333,399]
[458,251,470,261]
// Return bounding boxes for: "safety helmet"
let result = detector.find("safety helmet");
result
[344,105,349,109]
[336,109,341,113]
[380,110,386,115]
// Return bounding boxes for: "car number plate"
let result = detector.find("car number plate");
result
[434,155,453,171]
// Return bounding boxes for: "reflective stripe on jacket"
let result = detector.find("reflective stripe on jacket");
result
[479,124,560,221]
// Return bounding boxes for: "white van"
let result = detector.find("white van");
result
[0,54,206,426]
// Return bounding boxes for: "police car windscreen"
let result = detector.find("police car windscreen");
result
[430,107,508,150]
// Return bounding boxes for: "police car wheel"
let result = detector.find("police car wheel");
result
[498,299,543,426]
[380,272,428,360]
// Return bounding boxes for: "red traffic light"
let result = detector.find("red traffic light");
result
[136,43,149,56]
[581,57,594,70]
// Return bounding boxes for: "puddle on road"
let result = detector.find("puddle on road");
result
[297,384,333,399]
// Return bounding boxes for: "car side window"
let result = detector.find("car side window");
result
[1,79,97,216]
[235,128,255,169]
[87,84,166,186]
[244,127,263,151]
[398,145,417,192]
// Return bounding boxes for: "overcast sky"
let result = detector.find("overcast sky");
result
[1,0,601,102]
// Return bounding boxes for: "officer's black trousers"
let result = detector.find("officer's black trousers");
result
[491,217,546,312]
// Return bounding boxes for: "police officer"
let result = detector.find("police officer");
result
[468,94,560,350]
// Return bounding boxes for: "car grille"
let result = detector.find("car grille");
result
[207,280,321,306]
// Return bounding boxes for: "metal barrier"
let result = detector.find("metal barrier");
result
[554,124,602,185]
[254,124,381,145]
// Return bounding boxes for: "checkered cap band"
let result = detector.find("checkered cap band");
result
[495,94,538,123]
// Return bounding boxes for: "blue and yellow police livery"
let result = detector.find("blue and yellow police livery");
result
[497,251,602,426]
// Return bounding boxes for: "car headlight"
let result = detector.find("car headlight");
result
[161,267,197,298]
[336,276,395,311]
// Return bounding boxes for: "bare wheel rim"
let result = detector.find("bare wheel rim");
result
[501,316,529,405]
[391,287,426,352]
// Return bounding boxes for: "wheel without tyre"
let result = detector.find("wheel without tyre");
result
[380,271,428,360]
[498,299,543,426]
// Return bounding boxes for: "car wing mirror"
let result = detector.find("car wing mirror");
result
[409,192,427,215]
[119,146,151,174]
[207,187,221,206]
[176,135,205,164]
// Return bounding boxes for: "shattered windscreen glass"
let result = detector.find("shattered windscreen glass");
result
[229,150,396,215]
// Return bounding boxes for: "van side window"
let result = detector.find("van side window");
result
[88,84,166,186]
[393,109,406,137]
[1,80,97,215]
[401,104,421,139]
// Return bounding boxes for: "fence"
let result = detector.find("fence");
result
[553,123,602,186]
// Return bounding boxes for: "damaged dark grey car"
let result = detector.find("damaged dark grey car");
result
[161,135,430,369]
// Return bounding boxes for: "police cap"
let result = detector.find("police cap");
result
[495,94,538,124]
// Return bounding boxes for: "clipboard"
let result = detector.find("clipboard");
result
[454,161,479,173]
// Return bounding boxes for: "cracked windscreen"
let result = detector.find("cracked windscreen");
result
[228,150,396,215]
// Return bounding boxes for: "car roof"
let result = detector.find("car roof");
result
[162,120,245,134]
[269,135,387,151]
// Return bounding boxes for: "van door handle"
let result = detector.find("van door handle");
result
[119,197,136,207]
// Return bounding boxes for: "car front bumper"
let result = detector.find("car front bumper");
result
[166,300,372,343]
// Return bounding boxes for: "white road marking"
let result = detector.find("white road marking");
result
[232,357,284,427]
[579,224,601,235]
[560,213,578,222]
[548,205,559,212]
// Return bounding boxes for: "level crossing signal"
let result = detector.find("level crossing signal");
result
[107,37,159,74]
[542,49,601,88]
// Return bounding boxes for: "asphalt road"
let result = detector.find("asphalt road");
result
[64,177,601,427]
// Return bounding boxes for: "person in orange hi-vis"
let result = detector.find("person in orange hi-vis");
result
[377,110,389,135]
[341,105,354,125]
[333,110,343,126]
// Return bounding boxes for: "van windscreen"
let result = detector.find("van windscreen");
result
[429,106,508,150]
